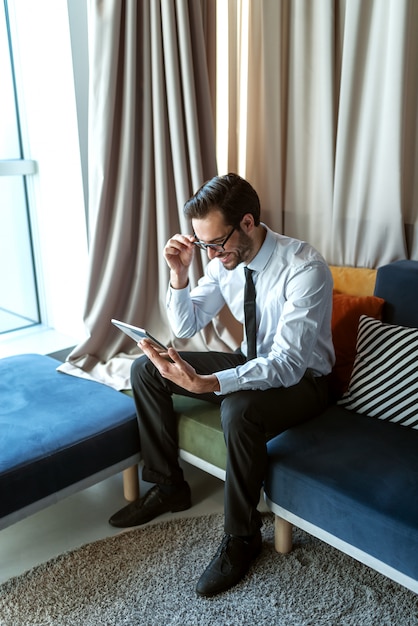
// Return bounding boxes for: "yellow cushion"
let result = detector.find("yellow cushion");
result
[329,266,377,296]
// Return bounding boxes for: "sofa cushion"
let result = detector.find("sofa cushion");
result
[264,406,418,580]
[338,315,418,429]
[374,260,418,327]
[175,395,225,471]
[0,354,139,522]
[330,291,384,397]
[329,266,377,296]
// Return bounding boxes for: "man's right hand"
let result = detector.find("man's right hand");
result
[163,234,195,289]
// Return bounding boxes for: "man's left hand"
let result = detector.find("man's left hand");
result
[139,339,220,394]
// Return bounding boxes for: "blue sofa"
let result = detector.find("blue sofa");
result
[0,355,140,530]
[264,260,418,594]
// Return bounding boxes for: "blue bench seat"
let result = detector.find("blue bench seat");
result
[264,407,418,586]
[0,354,140,530]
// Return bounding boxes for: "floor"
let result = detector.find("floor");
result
[0,461,227,585]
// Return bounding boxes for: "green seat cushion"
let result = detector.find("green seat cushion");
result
[123,391,225,471]
[174,396,226,471]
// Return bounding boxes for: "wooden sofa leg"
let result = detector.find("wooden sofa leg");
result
[123,465,139,501]
[274,515,293,553]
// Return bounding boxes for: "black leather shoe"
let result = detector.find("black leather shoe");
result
[108,483,191,528]
[196,531,262,597]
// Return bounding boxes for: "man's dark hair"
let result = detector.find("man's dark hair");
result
[184,173,261,227]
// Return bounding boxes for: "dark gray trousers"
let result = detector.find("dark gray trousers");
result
[131,351,329,537]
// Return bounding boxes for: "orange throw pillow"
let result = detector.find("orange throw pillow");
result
[330,291,385,398]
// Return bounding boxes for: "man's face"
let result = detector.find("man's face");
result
[192,210,253,270]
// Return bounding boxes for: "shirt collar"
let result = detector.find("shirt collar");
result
[245,224,275,274]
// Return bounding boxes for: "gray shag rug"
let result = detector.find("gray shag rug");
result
[0,512,417,626]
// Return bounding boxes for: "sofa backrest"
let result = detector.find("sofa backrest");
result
[374,260,418,328]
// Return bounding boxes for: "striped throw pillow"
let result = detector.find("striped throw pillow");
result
[338,315,418,429]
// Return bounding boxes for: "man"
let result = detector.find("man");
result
[109,173,335,597]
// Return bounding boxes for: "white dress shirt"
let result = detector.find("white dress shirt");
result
[166,225,335,395]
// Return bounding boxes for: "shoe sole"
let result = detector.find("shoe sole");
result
[131,502,192,526]
[138,498,192,525]
[171,500,192,513]
[108,497,192,528]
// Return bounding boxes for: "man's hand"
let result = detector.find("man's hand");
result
[139,339,220,394]
[163,234,195,290]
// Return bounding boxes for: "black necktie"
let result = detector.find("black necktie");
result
[244,267,257,360]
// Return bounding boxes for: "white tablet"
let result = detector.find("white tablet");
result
[111,319,168,351]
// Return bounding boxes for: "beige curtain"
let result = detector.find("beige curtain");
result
[62,0,418,388]
[61,0,220,388]
[218,0,418,266]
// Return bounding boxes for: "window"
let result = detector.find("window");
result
[0,0,89,357]
[0,1,39,334]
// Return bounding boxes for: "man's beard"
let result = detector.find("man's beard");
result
[223,229,253,270]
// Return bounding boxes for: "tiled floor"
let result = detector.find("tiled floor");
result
[0,461,226,585]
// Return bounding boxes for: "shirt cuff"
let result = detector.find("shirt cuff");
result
[214,369,240,395]
[166,283,190,308]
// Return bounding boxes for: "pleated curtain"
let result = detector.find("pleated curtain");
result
[62,0,418,388]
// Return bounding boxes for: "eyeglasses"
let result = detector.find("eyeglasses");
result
[193,227,235,252]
